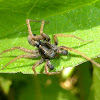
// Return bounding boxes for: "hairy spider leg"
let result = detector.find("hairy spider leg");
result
[0,47,39,55]
[26,19,33,38]
[0,54,40,70]
[45,60,60,75]
[40,20,50,41]
[40,20,44,34]
[44,62,48,74]
[45,59,54,70]
[53,34,93,45]
[29,19,41,23]
[29,19,49,24]
[32,58,44,76]
[59,46,100,68]
[26,19,50,41]
[26,19,44,41]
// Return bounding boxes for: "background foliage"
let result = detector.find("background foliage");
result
[0,0,100,100]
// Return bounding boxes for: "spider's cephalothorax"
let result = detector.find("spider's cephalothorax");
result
[29,37,68,59]
[0,19,100,75]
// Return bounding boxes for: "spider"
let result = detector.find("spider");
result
[0,19,100,75]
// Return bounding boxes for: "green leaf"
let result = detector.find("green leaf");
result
[89,57,100,100]
[0,76,12,95]
[0,73,78,100]
[76,62,92,100]
[0,0,100,74]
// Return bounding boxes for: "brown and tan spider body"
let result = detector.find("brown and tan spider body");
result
[0,19,100,75]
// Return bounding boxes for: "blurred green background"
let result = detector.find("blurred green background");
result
[0,0,100,100]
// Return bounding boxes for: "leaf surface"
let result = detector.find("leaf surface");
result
[0,0,100,74]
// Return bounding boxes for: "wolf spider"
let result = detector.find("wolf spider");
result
[0,19,100,75]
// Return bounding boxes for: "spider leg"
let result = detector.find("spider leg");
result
[32,58,44,76]
[45,59,60,75]
[26,19,33,38]
[59,46,100,67]
[26,19,44,41]
[0,47,39,55]
[53,34,93,45]
[40,20,50,41]
[44,62,48,74]
[45,59,54,70]
[0,54,40,70]
[26,19,50,42]
[29,19,41,23]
